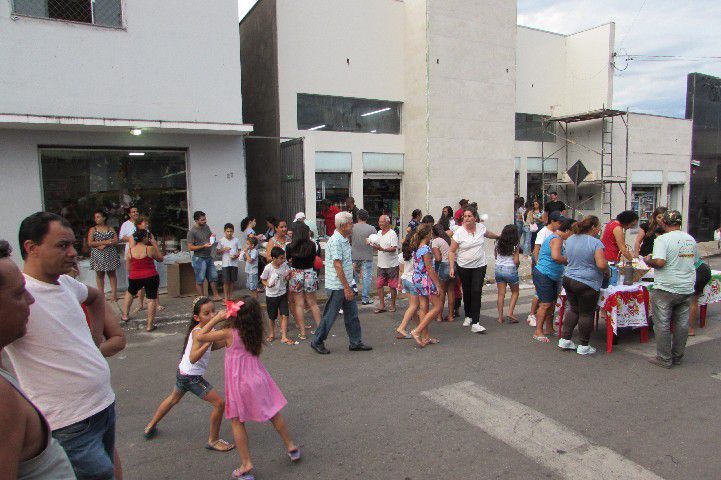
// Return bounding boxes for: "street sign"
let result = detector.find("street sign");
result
[567,160,589,185]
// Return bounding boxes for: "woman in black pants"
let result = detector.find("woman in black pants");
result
[559,216,609,355]
[448,207,499,334]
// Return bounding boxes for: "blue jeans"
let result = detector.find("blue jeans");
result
[353,259,373,301]
[312,289,363,348]
[191,256,218,285]
[52,403,116,480]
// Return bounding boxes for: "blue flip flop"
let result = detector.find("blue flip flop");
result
[288,448,301,462]
[231,468,254,480]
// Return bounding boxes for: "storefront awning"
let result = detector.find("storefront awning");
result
[0,113,254,135]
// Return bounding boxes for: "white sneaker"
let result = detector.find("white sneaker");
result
[471,324,487,334]
[462,317,472,327]
[339,309,344,314]
[527,314,537,327]
[576,345,596,355]
[558,338,577,350]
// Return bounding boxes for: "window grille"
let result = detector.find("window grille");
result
[13,0,123,28]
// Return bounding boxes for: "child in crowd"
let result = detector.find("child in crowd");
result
[219,223,241,301]
[196,296,300,479]
[396,234,418,340]
[409,224,443,347]
[495,225,521,324]
[242,236,259,299]
[143,297,234,452]
[261,247,292,344]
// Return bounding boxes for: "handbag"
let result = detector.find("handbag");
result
[313,255,323,270]
[529,223,539,233]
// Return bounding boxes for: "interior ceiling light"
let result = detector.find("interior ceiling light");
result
[308,124,326,131]
[129,128,142,136]
[370,130,377,133]
[361,107,391,117]
[129,152,145,156]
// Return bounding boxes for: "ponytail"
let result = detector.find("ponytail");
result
[572,215,599,235]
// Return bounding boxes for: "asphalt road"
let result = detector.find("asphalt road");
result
[112,265,721,480]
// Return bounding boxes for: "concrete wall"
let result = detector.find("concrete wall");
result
[516,24,613,116]
[239,0,282,222]
[275,0,406,222]
[0,129,247,261]
[423,0,517,237]
[0,0,242,123]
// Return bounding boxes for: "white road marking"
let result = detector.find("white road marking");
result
[422,381,665,480]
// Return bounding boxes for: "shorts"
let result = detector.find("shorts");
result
[223,266,238,283]
[532,268,560,304]
[435,262,451,282]
[376,266,400,289]
[175,370,213,399]
[402,278,418,296]
[246,271,258,291]
[289,268,319,293]
[52,402,116,480]
[495,265,519,285]
[127,275,160,299]
[695,262,712,296]
[191,256,219,284]
[266,293,289,320]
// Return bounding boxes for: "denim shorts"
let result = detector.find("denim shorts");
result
[52,402,116,480]
[402,278,418,296]
[175,370,213,399]
[435,262,451,282]
[495,265,519,285]
[191,256,218,284]
[533,268,560,304]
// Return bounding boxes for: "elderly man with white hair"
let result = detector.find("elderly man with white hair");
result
[310,211,372,354]
[371,214,399,313]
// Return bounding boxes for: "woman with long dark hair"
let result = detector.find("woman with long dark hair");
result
[526,199,544,247]
[448,206,500,333]
[634,206,667,257]
[285,223,322,336]
[87,209,120,302]
[431,224,455,321]
[409,224,443,347]
[494,224,520,324]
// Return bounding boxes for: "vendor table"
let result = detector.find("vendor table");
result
[558,283,651,353]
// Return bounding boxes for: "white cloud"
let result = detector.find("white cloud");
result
[518,0,721,117]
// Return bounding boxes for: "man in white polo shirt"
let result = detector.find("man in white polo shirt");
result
[6,212,120,479]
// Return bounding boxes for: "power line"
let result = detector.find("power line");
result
[617,0,647,48]
[615,54,721,61]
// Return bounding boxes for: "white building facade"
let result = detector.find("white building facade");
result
[240,0,691,239]
[0,1,252,269]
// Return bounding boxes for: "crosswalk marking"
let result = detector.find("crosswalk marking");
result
[422,381,666,480]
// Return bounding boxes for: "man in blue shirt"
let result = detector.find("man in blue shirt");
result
[311,212,372,354]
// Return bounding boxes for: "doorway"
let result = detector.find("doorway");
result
[363,178,401,229]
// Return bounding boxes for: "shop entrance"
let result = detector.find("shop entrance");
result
[363,177,401,229]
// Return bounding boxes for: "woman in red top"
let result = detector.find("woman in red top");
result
[122,229,164,331]
[600,210,639,263]
[320,199,341,236]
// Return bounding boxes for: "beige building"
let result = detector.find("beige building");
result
[240,0,691,239]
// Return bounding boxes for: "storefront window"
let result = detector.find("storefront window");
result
[363,178,401,229]
[40,148,188,255]
[315,172,350,232]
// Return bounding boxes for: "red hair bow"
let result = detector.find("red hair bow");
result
[225,300,244,319]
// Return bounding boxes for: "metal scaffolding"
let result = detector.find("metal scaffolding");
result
[540,107,629,221]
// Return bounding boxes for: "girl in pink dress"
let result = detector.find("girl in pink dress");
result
[196,296,300,479]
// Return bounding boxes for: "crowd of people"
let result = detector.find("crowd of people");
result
[0,194,714,478]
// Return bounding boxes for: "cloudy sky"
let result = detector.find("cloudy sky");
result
[238,0,721,117]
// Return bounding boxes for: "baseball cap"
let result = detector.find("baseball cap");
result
[662,210,682,226]
[293,212,306,222]
[548,211,566,222]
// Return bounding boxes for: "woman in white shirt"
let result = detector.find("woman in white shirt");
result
[448,207,500,334]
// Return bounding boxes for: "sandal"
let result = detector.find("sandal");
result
[143,425,157,440]
[205,439,235,452]
[395,331,412,340]
[281,338,295,345]
[231,468,254,480]
[157,304,166,312]
[146,326,157,332]
[288,447,301,462]
[297,334,307,340]
[388,306,397,313]
[410,329,425,348]
[266,336,275,342]
[426,338,440,345]
[506,315,519,324]
[533,335,550,343]
[374,308,387,314]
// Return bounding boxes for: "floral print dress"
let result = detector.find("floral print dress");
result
[412,244,437,297]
